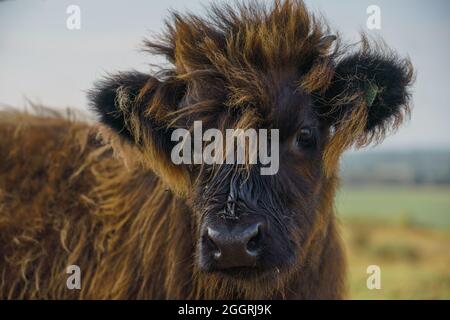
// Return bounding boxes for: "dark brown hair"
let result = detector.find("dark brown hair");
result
[0,0,413,299]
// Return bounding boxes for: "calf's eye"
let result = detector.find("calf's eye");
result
[296,127,314,147]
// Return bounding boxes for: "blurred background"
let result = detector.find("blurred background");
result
[1,0,449,299]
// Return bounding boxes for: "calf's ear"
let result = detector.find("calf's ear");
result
[88,71,190,196]
[318,38,414,175]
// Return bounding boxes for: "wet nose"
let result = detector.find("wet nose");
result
[203,222,265,269]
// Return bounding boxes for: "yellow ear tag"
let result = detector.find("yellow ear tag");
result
[365,82,379,107]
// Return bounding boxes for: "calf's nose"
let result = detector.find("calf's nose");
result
[204,222,264,269]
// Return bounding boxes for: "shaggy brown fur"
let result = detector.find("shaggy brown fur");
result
[0,109,345,299]
[0,0,412,299]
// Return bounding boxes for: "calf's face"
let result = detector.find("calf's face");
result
[190,86,325,278]
[89,1,412,289]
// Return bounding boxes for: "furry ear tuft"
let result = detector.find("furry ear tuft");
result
[88,71,190,196]
[88,71,153,143]
[317,37,414,175]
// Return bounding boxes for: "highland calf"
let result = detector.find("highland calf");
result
[0,0,413,299]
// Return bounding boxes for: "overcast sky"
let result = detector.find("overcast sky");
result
[1,0,449,150]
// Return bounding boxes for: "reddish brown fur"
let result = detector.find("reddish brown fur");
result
[0,0,412,299]
[0,110,345,299]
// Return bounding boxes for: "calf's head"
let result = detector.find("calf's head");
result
[89,1,412,293]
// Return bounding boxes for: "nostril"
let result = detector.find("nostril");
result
[245,223,263,254]
[246,233,260,253]
[205,227,221,259]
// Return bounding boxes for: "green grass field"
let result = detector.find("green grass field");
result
[336,185,450,228]
[336,185,450,299]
